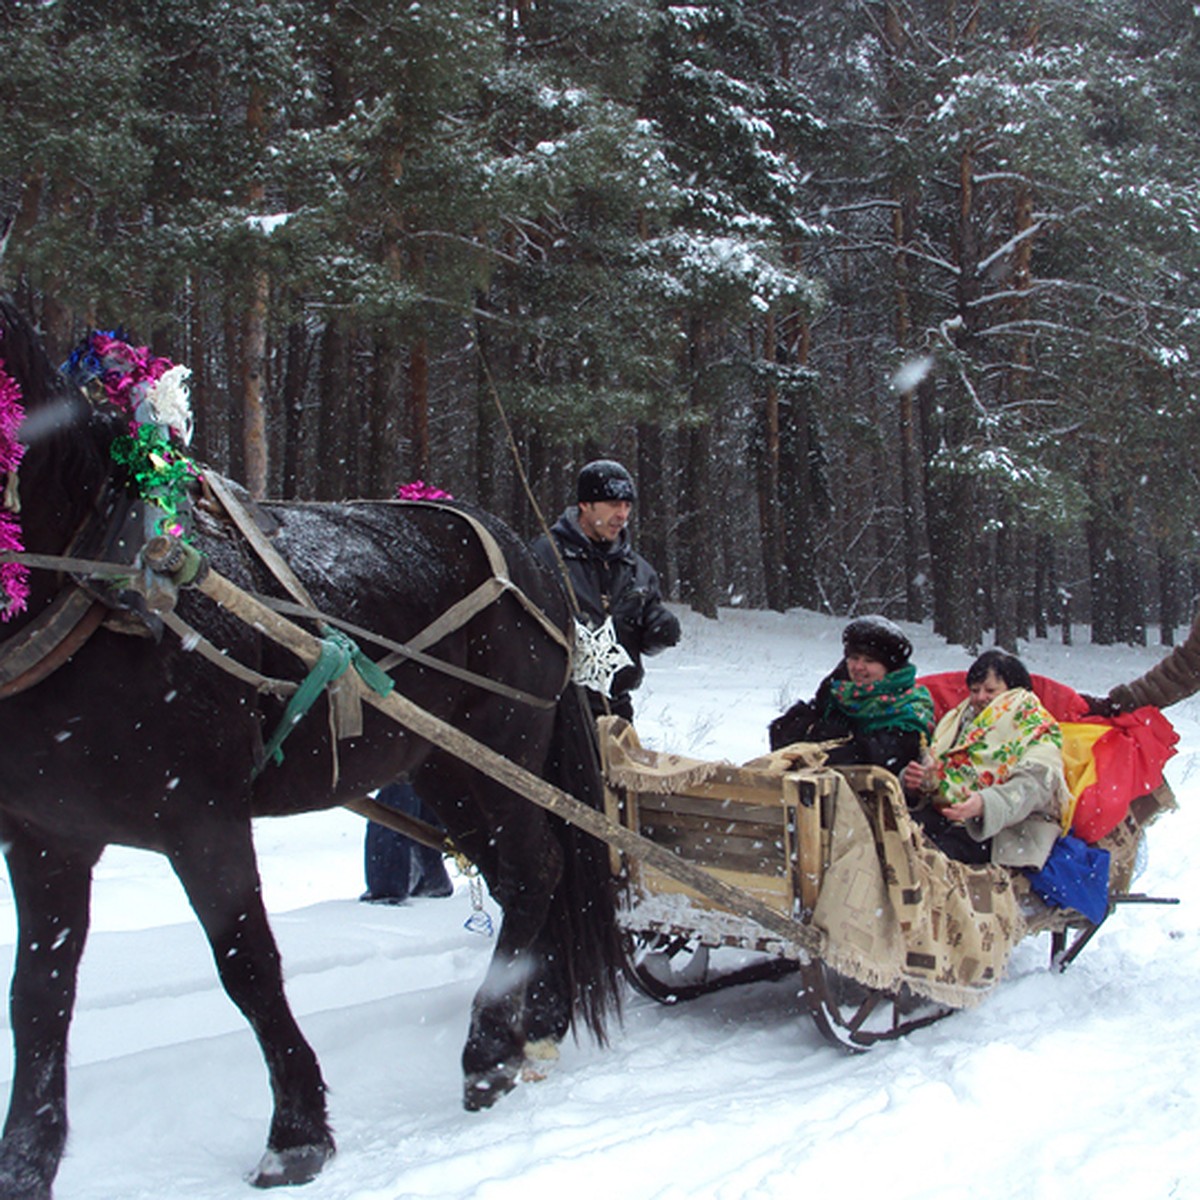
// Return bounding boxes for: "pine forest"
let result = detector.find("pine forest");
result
[2,0,1198,649]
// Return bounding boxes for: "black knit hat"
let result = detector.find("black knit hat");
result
[577,459,636,504]
[842,615,912,673]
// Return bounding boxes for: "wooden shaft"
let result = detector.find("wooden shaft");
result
[196,565,824,958]
[341,795,450,852]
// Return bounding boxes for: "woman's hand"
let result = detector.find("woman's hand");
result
[900,760,929,792]
[942,791,983,822]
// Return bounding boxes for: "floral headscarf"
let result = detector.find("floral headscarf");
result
[930,686,1062,806]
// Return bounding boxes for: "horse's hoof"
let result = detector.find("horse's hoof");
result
[519,1037,561,1082]
[248,1141,335,1188]
[463,1061,520,1111]
[523,1037,561,1063]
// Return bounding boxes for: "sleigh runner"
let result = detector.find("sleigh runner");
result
[599,711,1178,1050]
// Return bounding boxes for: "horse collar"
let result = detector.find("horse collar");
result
[0,479,157,698]
[0,587,106,698]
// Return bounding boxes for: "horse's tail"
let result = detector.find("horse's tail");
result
[543,683,625,1043]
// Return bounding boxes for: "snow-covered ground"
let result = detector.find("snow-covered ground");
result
[3,607,1199,1200]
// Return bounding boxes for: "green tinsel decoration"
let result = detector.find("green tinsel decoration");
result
[109,423,199,538]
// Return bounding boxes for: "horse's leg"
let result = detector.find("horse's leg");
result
[437,781,566,1112]
[0,828,100,1200]
[463,839,565,1108]
[168,821,335,1188]
[522,922,573,1048]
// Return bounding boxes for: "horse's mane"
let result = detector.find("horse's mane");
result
[0,296,126,550]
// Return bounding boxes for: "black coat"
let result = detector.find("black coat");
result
[532,509,680,714]
[768,669,922,776]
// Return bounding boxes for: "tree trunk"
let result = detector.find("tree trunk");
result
[241,73,270,499]
[280,321,307,499]
[223,304,244,483]
[241,271,269,498]
[1086,447,1120,645]
[364,327,401,498]
[994,514,1019,649]
[778,303,817,611]
[316,317,348,500]
[754,312,786,610]
[677,317,718,618]
[1033,531,1052,639]
[408,335,430,480]
[678,421,718,618]
[1157,541,1181,646]
[636,422,672,598]
[188,300,213,470]
[883,5,924,621]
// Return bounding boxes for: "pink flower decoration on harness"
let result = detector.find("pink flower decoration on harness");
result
[395,480,453,501]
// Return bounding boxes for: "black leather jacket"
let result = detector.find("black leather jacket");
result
[532,509,680,713]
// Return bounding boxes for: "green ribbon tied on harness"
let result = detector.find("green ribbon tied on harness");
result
[256,626,394,776]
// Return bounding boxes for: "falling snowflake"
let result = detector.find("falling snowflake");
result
[572,617,633,697]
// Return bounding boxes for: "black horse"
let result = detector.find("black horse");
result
[0,296,623,1198]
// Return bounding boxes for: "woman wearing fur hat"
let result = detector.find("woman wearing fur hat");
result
[768,615,934,776]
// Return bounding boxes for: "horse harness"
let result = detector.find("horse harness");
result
[0,475,145,700]
[0,474,574,737]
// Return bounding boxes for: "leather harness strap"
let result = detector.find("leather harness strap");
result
[204,472,313,607]
[255,593,559,710]
[157,607,298,699]
[1,488,575,716]
[0,587,107,699]
[362,499,573,693]
[0,477,141,699]
[204,472,368,758]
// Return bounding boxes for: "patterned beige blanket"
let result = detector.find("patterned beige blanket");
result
[812,769,1025,1008]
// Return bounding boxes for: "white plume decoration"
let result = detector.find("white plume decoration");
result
[143,365,194,445]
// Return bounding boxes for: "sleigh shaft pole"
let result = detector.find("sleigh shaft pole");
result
[184,558,822,958]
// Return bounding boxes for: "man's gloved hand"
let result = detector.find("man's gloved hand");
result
[1080,693,1123,718]
[642,606,681,652]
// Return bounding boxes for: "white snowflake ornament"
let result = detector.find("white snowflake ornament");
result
[572,617,633,697]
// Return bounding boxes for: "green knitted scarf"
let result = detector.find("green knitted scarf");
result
[829,665,934,735]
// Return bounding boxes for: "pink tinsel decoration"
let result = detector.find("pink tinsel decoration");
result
[0,346,29,620]
[87,332,174,427]
[395,480,453,501]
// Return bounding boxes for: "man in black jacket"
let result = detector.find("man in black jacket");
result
[532,459,680,720]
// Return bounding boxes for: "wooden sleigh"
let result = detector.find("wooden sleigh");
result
[600,706,1178,1051]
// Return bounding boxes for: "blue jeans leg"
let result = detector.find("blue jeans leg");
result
[363,781,452,900]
